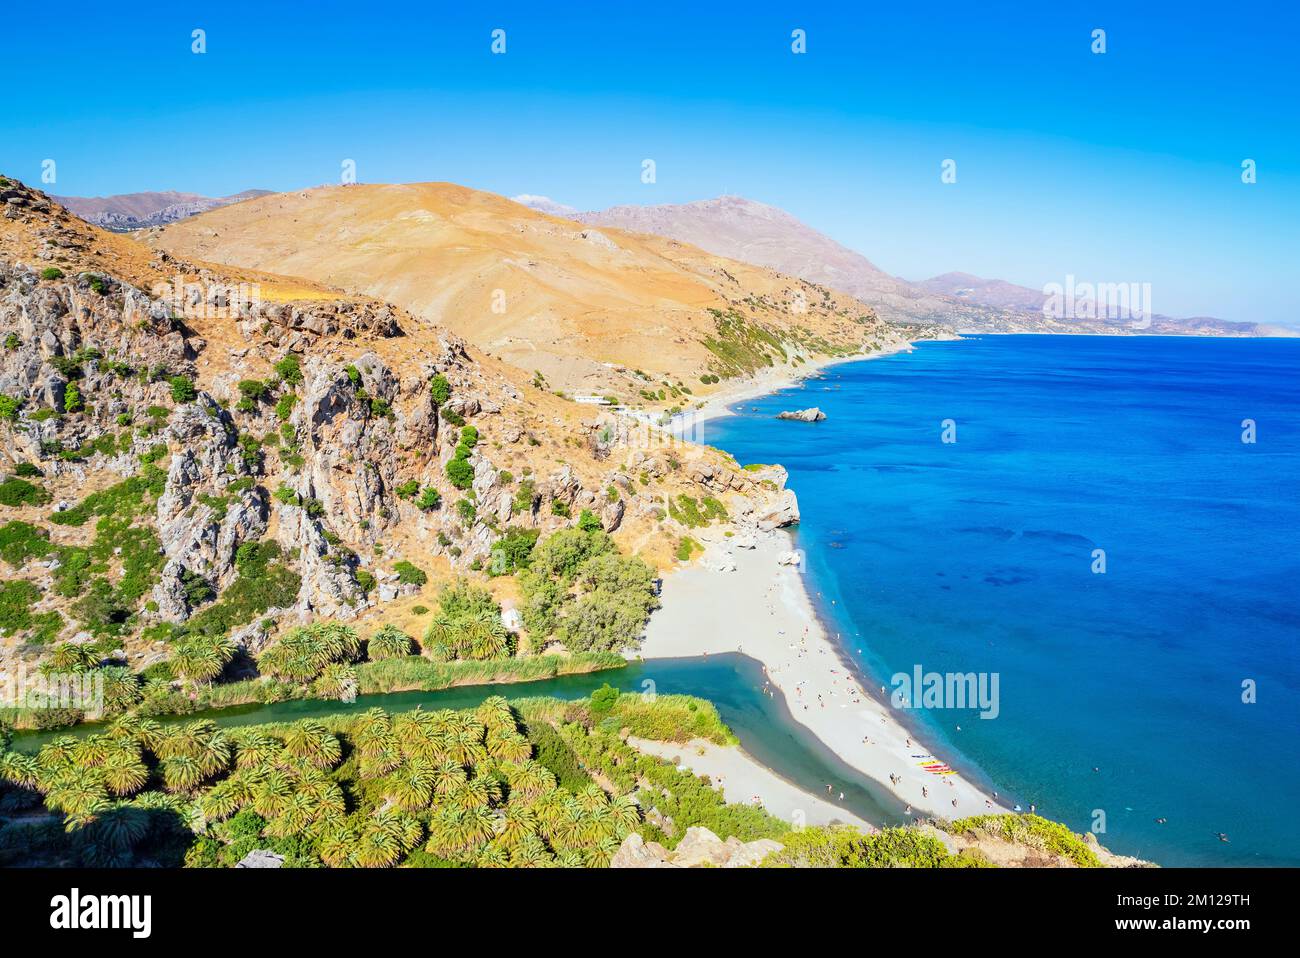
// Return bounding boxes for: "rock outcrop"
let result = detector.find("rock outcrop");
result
[776,407,826,422]
[610,828,783,868]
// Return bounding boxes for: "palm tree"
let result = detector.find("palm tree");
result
[312,662,359,702]
[608,793,641,831]
[73,734,115,767]
[281,721,341,769]
[554,849,584,868]
[320,825,358,868]
[494,804,538,851]
[486,731,532,765]
[36,736,80,772]
[430,760,467,796]
[86,803,150,853]
[43,767,110,818]
[464,609,508,660]
[446,726,487,767]
[0,751,39,788]
[102,749,149,797]
[296,771,347,822]
[359,743,402,779]
[161,754,205,793]
[511,833,554,868]
[264,791,319,839]
[576,782,610,813]
[252,769,293,817]
[421,613,458,661]
[48,642,99,673]
[446,778,491,811]
[100,667,142,714]
[386,761,435,812]
[476,841,510,867]
[367,625,413,660]
[506,760,555,800]
[232,730,282,769]
[195,732,232,779]
[354,810,417,867]
[351,708,394,756]
[198,778,246,822]
[474,696,516,734]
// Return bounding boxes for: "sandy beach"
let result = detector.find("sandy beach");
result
[690,342,916,428]
[629,736,873,830]
[639,530,1010,824]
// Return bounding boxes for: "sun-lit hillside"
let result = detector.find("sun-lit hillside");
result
[151,182,904,399]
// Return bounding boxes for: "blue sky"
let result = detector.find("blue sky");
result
[2,1,1296,324]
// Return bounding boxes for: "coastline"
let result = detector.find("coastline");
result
[691,341,919,428]
[638,338,1016,828]
[638,527,1011,824]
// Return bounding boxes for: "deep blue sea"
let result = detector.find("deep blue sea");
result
[705,336,1300,867]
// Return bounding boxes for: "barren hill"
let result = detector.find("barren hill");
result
[149,183,906,399]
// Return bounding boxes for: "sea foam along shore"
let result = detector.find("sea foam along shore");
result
[638,529,1010,824]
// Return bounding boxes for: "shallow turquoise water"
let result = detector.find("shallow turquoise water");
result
[704,335,1300,867]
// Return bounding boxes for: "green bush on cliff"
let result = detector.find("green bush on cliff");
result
[0,477,51,507]
[518,528,658,653]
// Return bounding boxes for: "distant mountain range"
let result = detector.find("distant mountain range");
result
[511,194,1288,338]
[53,189,273,231]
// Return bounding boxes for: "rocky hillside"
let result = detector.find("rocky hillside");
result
[0,175,799,689]
[148,183,907,400]
[53,189,273,232]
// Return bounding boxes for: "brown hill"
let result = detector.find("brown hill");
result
[148,183,906,400]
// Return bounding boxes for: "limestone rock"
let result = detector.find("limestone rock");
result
[776,407,826,422]
[236,849,285,868]
[611,828,784,868]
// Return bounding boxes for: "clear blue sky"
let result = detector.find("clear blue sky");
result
[2,1,1296,324]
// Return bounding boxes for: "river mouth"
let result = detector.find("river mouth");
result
[11,653,910,829]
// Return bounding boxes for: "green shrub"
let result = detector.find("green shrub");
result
[40,267,65,280]
[274,354,303,386]
[445,457,473,490]
[392,560,427,587]
[415,487,441,510]
[169,376,197,403]
[62,381,83,413]
[489,527,539,576]
[428,373,451,404]
[0,477,51,507]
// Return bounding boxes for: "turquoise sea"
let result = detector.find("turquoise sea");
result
[704,335,1300,867]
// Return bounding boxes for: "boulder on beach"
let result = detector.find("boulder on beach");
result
[776,407,827,422]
